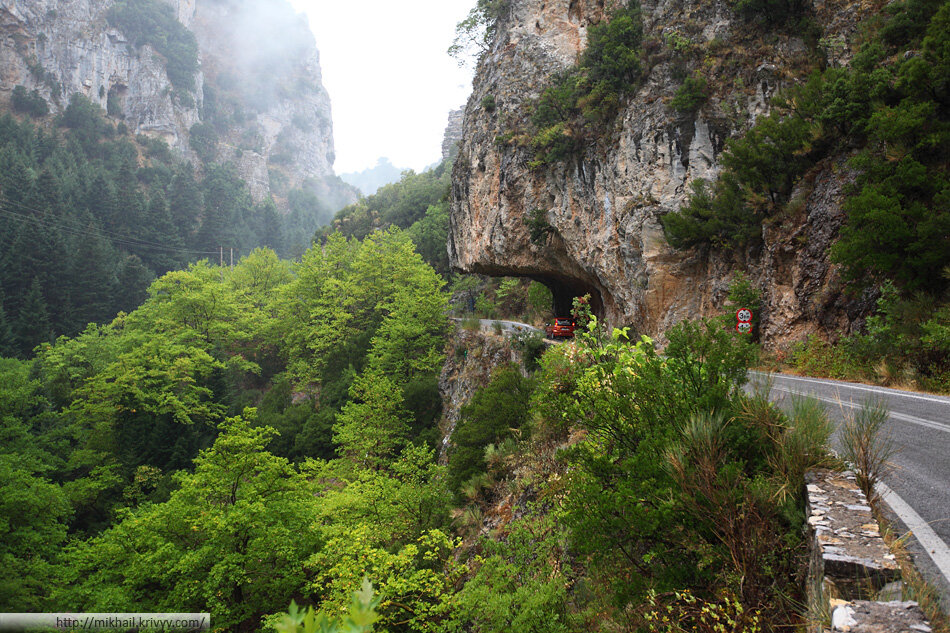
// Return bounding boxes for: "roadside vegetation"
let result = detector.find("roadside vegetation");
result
[440,310,835,631]
[661,0,950,393]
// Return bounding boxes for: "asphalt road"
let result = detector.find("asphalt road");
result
[751,371,950,607]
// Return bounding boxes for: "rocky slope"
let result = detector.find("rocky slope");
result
[449,0,873,347]
[438,326,525,465]
[0,0,354,208]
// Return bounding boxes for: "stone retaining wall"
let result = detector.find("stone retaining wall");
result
[806,469,932,632]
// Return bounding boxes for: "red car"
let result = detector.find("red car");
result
[545,317,576,339]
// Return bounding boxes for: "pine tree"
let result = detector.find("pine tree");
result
[69,226,116,329]
[24,170,72,334]
[84,173,118,230]
[0,288,15,357]
[168,163,203,246]
[141,188,182,274]
[13,277,51,358]
[0,146,34,206]
[113,162,144,238]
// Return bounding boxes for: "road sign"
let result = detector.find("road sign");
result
[736,308,753,323]
[736,321,752,334]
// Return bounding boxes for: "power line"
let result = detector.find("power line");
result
[0,192,221,254]
[0,197,222,256]
[0,207,221,257]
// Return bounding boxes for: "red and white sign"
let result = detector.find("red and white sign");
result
[736,321,752,334]
[736,308,753,323]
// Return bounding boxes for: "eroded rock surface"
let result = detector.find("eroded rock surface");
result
[450,0,872,345]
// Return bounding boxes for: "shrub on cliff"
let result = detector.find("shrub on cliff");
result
[732,0,811,25]
[447,364,534,499]
[526,2,645,166]
[107,0,199,92]
[11,86,48,118]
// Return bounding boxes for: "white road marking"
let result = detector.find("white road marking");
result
[767,385,950,435]
[877,481,950,586]
[750,371,950,406]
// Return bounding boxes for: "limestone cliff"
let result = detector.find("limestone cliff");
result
[0,0,355,208]
[449,0,873,347]
[441,108,464,162]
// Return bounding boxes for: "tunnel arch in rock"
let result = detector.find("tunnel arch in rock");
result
[531,274,605,321]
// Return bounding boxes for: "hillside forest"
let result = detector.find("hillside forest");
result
[0,0,948,631]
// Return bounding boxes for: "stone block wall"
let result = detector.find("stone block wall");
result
[806,469,933,632]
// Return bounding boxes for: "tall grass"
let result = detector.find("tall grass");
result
[838,398,896,500]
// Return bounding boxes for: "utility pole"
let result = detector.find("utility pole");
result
[230,247,233,270]
[219,246,223,267]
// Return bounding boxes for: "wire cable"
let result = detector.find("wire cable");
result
[0,196,222,256]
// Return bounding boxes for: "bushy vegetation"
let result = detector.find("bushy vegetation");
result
[447,364,534,498]
[663,0,949,293]
[0,98,322,359]
[10,85,48,118]
[670,75,709,113]
[318,162,452,277]
[1,215,840,630]
[107,0,199,92]
[0,230,452,627]
[513,1,644,167]
[731,0,811,26]
[788,278,950,392]
[440,318,833,631]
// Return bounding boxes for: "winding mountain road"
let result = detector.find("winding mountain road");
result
[751,371,950,608]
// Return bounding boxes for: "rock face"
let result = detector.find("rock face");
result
[441,108,464,162]
[0,0,355,208]
[0,0,201,151]
[449,0,871,347]
[438,327,523,465]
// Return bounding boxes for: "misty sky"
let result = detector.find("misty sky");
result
[286,0,477,174]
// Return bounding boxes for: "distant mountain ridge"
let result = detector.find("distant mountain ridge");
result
[340,158,408,196]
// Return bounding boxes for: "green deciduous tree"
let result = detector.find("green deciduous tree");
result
[334,370,411,471]
[58,413,322,631]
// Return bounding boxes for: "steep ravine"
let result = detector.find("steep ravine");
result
[449,0,875,347]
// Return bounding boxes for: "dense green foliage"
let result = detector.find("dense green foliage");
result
[318,162,452,276]
[662,0,949,295]
[447,364,534,498]
[0,229,452,627]
[107,0,199,92]
[670,75,709,113]
[1,232,835,630]
[528,321,828,627]
[788,277,950,391]
[731,0,810,26]
[11,85,49,118]
[0,97,330,358]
